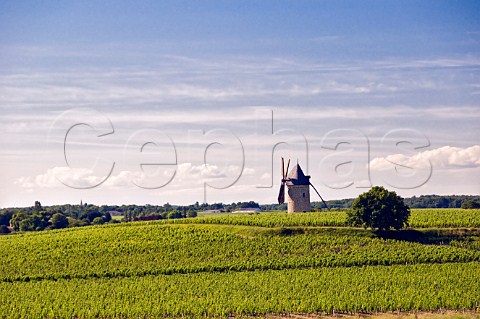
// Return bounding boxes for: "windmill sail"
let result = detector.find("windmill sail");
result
[278,158,285,204]
[277,183,285,204]
[309,182,329,210]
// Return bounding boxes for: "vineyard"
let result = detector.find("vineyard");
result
[0,209,479,318]
[172,209,480,228]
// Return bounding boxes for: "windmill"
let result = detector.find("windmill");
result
[278,157,329,213]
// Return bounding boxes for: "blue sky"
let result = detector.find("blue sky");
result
[1,1,479,207]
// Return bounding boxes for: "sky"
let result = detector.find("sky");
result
[1,0,479,207]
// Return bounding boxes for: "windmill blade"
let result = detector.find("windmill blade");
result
[285,159,291,179]
[309,182,329,210]
[277,183,285,204]
[278,157,286,204]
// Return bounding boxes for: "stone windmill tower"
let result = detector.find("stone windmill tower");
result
[278,158,328,213]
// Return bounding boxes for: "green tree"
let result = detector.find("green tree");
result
[51,213,69,229]
[10,211,28,231]
[79,206,102,222]
[103,212,112,222]
[186,210,197,218]
[461,200,480,209]
[18,214,45,231]
[0,211,14,226]
[92,217,106,225]
[164,202,172,212]
[67,217,88,227]
[0,225,10,234]
[167,210,183,219]
[347,186,410,231]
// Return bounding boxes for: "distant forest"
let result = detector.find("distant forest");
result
[1,195,479,234]
[328,195,480,210]
[261,195,480,210]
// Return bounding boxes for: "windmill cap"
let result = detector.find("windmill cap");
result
[286,164,310,185]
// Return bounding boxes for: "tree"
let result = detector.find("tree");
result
[10,211,28,231]
[0,225,10,234]
[0,211,14,226]
[92,217,106,225]
[167,210,183,219]
[347,186,410,231]
[461,200,480,209]
[103,212,112,223]
[67,217,88,227]
[186,210,197,218]
[51,213,69,229]
[18,215,45,231]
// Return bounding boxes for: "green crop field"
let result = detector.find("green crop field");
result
[175,209,480,228]
[0,209,479,318]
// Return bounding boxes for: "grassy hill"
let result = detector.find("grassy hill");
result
[1,209,479,318]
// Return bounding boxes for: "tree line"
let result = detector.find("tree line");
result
[0,201,115,234]
[264,195,480,211]
[0,201,262,234]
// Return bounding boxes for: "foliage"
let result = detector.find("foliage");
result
[0,210,14,226]
[92,216,106,225]
[67,217,89,228]
[50,213,69,229]
[403,195,480,208]
[347,186,410,230]
[462,199,480,209]
[0,225,10,234]
[1,202,115,233]
[264,195,480,211]
[10,210,51,231]
[186,210,197,218]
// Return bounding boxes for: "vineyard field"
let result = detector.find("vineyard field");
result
[0,208,479,318]
[167,209,480,228]
[1,263,479,318]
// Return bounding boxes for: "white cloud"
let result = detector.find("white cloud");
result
[103,170,143,188]
[423,145,480,168]
[2,55,479,109]
[34,167,102,188]
[13,176,35,189]
[370,145,480,170]
[16,163,251,191]
[243,167,256,176]
[176,163,225,180]
[260,173,271,180]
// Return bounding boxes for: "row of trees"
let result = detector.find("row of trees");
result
[261,195,480,211]
[124,209,197,222]
[122,201,261,221]
[0,201,263,234]
[404,195,480,208]
[0,201,113,233]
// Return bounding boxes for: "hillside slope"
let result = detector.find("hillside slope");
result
[1,209,479,318]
